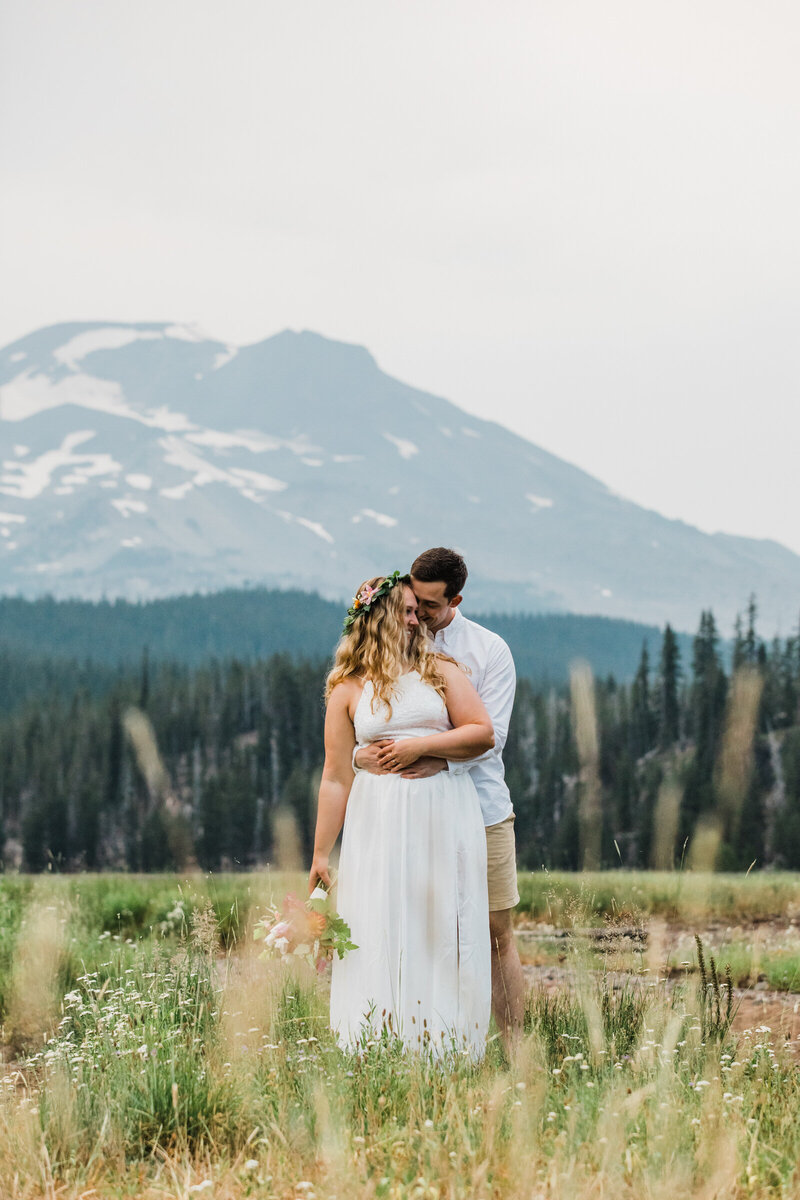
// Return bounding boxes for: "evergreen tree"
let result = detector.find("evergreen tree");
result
[656,625,681,749]
[629,642,655,759]
[681,610,728,842]
[744,595,759,665]
[732,613,746,673]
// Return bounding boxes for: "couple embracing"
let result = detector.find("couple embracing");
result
[309,547,524,1057]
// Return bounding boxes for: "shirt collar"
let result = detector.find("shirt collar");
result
[434,606,464,643]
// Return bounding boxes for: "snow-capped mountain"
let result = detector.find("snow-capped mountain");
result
[0,320,798,632]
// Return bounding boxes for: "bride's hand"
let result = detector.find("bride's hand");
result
[376,739,422,772]
[309,855,331,892]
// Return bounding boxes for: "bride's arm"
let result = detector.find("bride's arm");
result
[308,685,356,891]
[376,662,494,773]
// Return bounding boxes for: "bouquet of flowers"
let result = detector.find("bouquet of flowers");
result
[253,885,357,972]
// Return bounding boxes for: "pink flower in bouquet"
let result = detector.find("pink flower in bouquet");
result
[254,885,357,969]
[307,910,326,938]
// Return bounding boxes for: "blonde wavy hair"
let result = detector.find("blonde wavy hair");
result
[325,574,449,713]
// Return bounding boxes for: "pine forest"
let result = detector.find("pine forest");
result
[2,595,799,875]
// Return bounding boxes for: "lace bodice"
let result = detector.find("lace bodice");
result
[354,671,451,745]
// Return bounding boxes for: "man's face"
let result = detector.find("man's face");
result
[410,576,461,634]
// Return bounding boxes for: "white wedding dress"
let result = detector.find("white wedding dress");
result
[330,671,490,1058]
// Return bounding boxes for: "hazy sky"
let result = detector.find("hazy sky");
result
[2,1,799,551]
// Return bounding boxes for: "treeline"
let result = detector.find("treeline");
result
[0,589,692,682]
[0,654,325,873]
[509,601,800,871]
[1,600,799,872]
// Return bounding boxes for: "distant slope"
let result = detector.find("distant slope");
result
[0,589,691,682]
[1,321,799,631]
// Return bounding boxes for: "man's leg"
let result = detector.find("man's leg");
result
[489,907,525,1046]
[485,814,525,1048]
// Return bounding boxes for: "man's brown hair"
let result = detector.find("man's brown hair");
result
[410,547,468,600]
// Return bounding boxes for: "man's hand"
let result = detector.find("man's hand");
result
[401,756,448,780]
[354,739,395,774]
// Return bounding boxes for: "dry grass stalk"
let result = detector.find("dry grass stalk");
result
[650,779,681,870]
[570,661,602,872]
[272,806,304,872]
[5,896,68,1052]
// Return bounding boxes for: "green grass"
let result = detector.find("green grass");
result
[3,941,800,1197]
[0,871,300,1024]
[2,873,800,1196]
[515,870,800,925]
[3,870,800,1029]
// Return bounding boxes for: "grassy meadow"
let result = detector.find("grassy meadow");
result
[0,870,799,1198]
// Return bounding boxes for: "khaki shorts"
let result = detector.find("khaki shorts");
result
[486,813,520,912]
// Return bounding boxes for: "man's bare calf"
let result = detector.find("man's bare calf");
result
[489,907,525,1049]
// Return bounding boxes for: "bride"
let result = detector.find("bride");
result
[309,571,493,1057]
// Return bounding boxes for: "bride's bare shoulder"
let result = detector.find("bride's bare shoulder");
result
[327,676,364,708]
[433,654,469,677]
[331,674,364,689]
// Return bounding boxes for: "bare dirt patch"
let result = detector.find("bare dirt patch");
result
[517,917,800,1057]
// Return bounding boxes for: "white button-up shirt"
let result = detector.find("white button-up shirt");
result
[432,607,516,827]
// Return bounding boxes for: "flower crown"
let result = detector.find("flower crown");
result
[342,570,402,635]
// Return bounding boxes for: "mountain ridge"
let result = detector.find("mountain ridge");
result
[1,320,798,632]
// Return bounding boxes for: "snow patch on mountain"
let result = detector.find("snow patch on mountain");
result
[353,509,398,528]
[228,467,287,493]
[0,372,193,432]
[163,323,208,342]
[54,327,162,370]
[1,431,120,499]
[159,437,286,498]
[160,482,194,500]
[212,347,238,370]
[384,434,419,459]
[112,498,148,518]
[185,429,280,453]
[296,517,334,543]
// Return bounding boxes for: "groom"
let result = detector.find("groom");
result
[354,547,525,1045]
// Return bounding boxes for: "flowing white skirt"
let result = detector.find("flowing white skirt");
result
[330,769,490,1059]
